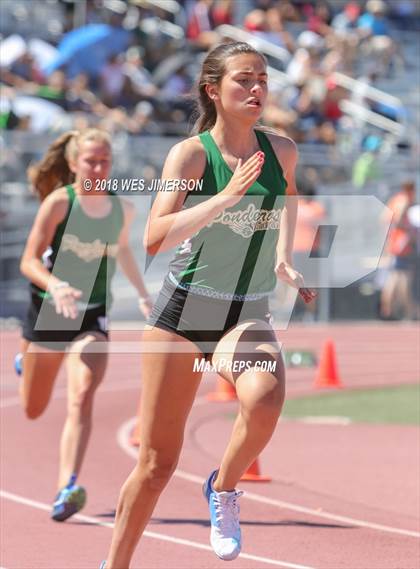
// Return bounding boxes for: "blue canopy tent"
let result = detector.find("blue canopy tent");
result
[43,24,131,79]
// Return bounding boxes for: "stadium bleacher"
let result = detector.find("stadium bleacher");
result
[1,0,419,321]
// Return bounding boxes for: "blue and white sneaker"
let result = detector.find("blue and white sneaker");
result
[14,353,23,376]
[203,470,243,561]
[51,474,86,522]
[99,562,106,569]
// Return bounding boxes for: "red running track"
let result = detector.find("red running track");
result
[1,323,419,569]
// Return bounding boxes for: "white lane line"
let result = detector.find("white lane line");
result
[298,416,352,426]
[3,380,419,542]
[0,490,315,569]
[118,418,420,540]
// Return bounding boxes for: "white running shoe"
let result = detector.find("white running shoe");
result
[203,470,243,561]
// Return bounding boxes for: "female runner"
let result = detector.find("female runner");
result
[18,128,152,521]
[101,42,315,568]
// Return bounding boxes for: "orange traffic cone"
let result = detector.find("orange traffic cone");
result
[240,458,271,482]
[130,398,141,446]
[314,339,343,388]
[207,376,237,402]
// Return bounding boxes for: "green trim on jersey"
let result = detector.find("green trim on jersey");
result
[168,129,287,297]
[33,185,124,305]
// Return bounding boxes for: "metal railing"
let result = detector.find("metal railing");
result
[215,24,408,137]
[339,100,404,136]
[216,24,291,67]
[130,0,181,15]
[332,72,403,110]
[139,17,184,40]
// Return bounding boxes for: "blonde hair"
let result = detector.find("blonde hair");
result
[27,128,111,201]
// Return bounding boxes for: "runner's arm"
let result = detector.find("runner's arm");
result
[117,198,150,299]
[272,136,299,265]
[144,138,261,255]
[20,190,70,292]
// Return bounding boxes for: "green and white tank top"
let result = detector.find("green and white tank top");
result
[167,129,287,300]
[32,185,124,305]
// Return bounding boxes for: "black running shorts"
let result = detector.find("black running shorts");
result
[22,293,108,351]
[147,277,273,359]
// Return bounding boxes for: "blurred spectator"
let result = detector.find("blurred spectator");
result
[0,107,18,130]
[86,0,109,25]
[99,54,125,107]
[186,0,232,49]
[323,78,345,123]
[6,51,44,87]
[276,0,301,23]
[380,180,417,320]
[357,0,397,75]
[352,134,382,188]
[125,101,155,134]
[212,0,233,26]
[123,47,158,99]
[0,83,68,133]
[244,9,294,51]
[262,91,298,136]
[309,120,337,144]
[104,0,129,26]
[160,64,192,99]
[287,31,325,86]
[292,81,323,129]
[283,22,357,144]
[265,5,295,51]
[158,64,194,123]
[65,73,112,126]
[293,178,326,320]
[71,112,93,132]
[66,73,98,113]
[306,1,333,38]
[98,106,128,134]
[36,70,68,109]
[358,0,390,36]
[406,204,420,320]
[0,106,30,131]
[330,2,361,71]
[0,0,413,142]
[321,44,347,75]
[331,2,361,34]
